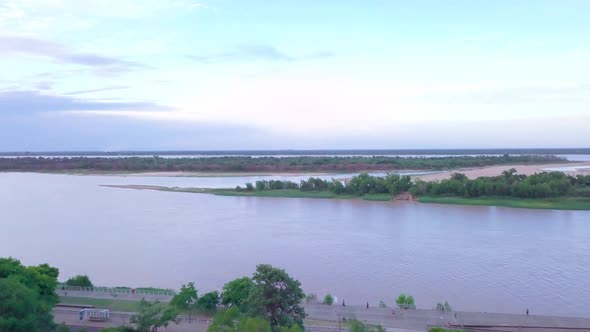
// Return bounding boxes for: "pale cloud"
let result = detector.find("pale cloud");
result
[0,0,207,34]
[0,90,172,113]
[188,44,334,63]
[0,36,148,74]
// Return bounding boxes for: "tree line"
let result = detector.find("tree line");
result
[0,154,565,173]
[241,173,413,196]
[241,170,590,199]
[412,170,590,199]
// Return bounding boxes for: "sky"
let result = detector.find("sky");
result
[1,0,589,151]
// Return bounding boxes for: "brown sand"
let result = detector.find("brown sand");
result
[413,162,590,182]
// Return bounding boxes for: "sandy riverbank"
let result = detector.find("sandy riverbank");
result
[413,162,590,181]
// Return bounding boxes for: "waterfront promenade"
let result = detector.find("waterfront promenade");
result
[55,289,590,332]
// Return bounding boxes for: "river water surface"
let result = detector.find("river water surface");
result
[1,172,589,317]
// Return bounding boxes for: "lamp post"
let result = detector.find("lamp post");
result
[338,312,342,332]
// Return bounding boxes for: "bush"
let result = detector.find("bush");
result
[323,294,334,305]
[395,294,415,309]
[65,275,93,287]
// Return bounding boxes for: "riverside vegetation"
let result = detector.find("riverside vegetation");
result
[227,170,590,209]
[2,256,415,332]
[0,154,566,173]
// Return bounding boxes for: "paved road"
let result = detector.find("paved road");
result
[304,304,590,331]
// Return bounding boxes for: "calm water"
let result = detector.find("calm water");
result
[1,173,589,317]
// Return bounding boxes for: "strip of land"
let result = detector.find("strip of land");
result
[54,290,590,332]
[101,185,590,210]
[415,162,590,181]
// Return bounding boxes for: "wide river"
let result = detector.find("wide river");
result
[1,172,589,317]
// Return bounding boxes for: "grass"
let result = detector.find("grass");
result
[417,195,590,210]
[212,189,395,201]
[58,296,144,312]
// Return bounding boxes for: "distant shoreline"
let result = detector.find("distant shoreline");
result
[8,161,589,179]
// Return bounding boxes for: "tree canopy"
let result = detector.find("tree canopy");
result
[221,277,255,309]
[130,299,178,332]
[0,257,59,332]
[65,274,93,287]
[246,264,306,328]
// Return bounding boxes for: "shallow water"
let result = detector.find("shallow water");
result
[1,172,589,317]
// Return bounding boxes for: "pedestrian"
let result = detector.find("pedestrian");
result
[342,299,346,307]
[454,313,457,320]
[526,309,529,316]
[366,302,369,309]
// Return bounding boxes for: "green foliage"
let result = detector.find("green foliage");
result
[207,308,271,332]
[418,170,583,199]
[429,328,462,332]
[221,277,255,309]
[207,308,302,332]
[304,293,318,304]
[246,264,306,328]
[0,257,59,332]
[348,319,386,332]
[0,277,38,331]
[395,294,416,309]
[65,274,93,287]
[100,327,137,332]
[130,299,177,332]
[323,294,334,305]
[0,154,565,173]
[169,282,198,312]
[197,291,220,312]
[417,195,590,210]
[276,325,304,332]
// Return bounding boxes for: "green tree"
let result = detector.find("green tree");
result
[323,294,334,305]
[207,308,301,332]
[169,282,197,320]
[207,308,270,332]
[130,299,177,332]
[0,257,59,332]
[221,277,255,309]
[395,294,415,309]
[246,264,306,328]
[0,278,38,331]
[276,325,304,332]
[197,291,220,312]
[65,274,93,287]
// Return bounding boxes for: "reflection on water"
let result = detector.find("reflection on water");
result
[1,173,589,317]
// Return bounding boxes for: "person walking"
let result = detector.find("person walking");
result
[342,299,346,307]
[366,302,369,309]
[526,308,529,316]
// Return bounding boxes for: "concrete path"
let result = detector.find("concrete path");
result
[304,304,590,331]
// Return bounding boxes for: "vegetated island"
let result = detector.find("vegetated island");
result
[104,170,590,210]
[0,154,570,174]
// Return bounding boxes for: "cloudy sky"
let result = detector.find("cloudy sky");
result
[1,0,589,151]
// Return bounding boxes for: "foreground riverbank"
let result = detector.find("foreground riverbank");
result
[101,185,395,201]
[54,294,590,332]
[417,196,590,210]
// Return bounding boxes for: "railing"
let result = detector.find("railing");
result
[58,284,176,297]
